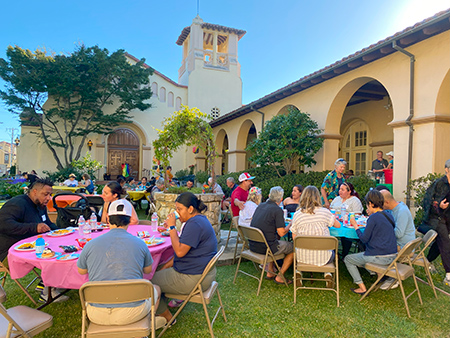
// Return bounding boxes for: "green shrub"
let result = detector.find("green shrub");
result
[406,172,443,225]
[347,174,377,209]
[43,167,83,183]
[0,181,26,198]
[195,170,209,185]
[167,186,203,194]
[95,184,105,194]
[174,168,190,178]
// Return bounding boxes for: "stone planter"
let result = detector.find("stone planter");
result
[153,192,224,242]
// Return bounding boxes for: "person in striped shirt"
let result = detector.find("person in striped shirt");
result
[290,186,341,287]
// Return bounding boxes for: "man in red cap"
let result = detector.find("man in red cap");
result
[230,172,255,217]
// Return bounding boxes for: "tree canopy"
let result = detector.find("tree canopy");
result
[153,105,216,186]
[0,45,153,169]
[246,107,323,177]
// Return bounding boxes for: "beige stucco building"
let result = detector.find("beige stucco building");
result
[18,10,450,203]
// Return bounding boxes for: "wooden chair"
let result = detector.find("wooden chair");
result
[293,236,340,307]
[0,261,39,305]
[0,301,53,338]
[234,225,288,296]
[158,246,227,338]
[361,237,423,317]
[79,279,165,338]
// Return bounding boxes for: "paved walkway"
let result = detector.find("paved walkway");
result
[217,229,242,266]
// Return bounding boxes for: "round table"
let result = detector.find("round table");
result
[7,225,174,289]
[127,190,148,201]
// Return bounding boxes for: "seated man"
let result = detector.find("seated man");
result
[0,178,66,302]
[77,199,161,325]
[249,186,294,284]
[379,189,416,290]
[207,177,224,195]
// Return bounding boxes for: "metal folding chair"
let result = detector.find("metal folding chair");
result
[0,261,39,306]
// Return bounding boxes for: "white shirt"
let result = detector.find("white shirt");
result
[330,196,363,214]
[290,207,335,266]
[238,201,258,226]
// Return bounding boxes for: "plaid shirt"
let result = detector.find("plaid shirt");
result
[321,170,346,203]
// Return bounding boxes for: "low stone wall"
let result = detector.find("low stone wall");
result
[153,192,224,242]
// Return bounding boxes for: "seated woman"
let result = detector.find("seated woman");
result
[124,177,137,191]
[238,187,262,226]
[79,173,95,194]
[137,177,150,191]
[100,181,138,225]
[290,186,340,286]
[344,190,397,294]
[63,173,78,187]
[152,192,218,323]
[283,185,303,214]
[330,182,363,258]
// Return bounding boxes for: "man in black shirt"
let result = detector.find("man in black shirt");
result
[371,151,389,179]
[249,186,293,284]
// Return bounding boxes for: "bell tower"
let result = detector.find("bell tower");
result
[176,16,246,117]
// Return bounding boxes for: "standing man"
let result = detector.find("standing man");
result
[379,189,416,290]
[422,159,450,286]
[371,151,389,180]
[230,172,255,217]
[0,178,66,302]
[249,186,293,284]
[78,199,161,325]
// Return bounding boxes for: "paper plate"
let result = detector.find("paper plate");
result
[14,242,49,252]
[144,238,165,247]
[37,252,62,260]
[47,229,75,237]
[57,253,80,261]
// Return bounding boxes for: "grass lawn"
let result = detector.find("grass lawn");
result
[3,207,450,337]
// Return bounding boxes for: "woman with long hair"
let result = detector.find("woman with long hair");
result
[152,192,218,324]
[79,173,95,194]
[290,186,341,287]
[100,181,138,225]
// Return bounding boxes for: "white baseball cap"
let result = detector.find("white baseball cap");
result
[238,172,255,182]
[386,151,394,156]
[108,199,133,217]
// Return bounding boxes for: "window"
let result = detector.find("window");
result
[354,131,367,147]
[151,82,158,98]
[168,92,174,107]
[4,154,9,163]
[159,87,166,103]
[355,152,366,176]
[211,107,220,119]
[175,97,182,110]
[341,121,369,176]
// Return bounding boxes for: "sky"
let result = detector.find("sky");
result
[0,0,449,142]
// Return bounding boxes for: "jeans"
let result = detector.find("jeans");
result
[344,252,396,285]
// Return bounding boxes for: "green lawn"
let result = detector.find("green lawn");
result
[3,206,450,337]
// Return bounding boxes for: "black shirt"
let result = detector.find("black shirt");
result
[0,194,57,261]
[249,200,285,254]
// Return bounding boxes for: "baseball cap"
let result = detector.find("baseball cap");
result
[108,199,133,217]
[386,151,394,156]
[238,172,255,182]
[69,173,76,178]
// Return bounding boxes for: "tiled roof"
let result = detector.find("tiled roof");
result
[124,53,187,88]
[176,22,246,46]
[211,8,450,128]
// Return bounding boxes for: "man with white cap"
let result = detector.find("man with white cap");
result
[230,172,255,217]
[77,199,161,325]
[386,151,394,169]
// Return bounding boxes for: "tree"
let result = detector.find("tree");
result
[153,105,217,188]
[246,107,323,177]
[0,45,153,170]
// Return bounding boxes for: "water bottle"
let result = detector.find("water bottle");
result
[341,204,348,224]
[151,212,158,232]
[78,215,85,237]
[89,213,97,231]
[83,218,91,240]
[35,235,45,257]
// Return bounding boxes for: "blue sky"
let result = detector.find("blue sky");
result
[1,0,449,142]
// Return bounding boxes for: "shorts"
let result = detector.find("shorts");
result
[273,240,293,255]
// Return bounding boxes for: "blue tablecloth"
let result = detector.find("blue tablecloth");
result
[329,225,365,239]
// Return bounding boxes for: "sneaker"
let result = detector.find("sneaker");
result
[443,276,450,286]
[38,290,69,303]
[35,281,45,292]
[324,273,334,288]
[380,277,399,290]
[168,299,184,308]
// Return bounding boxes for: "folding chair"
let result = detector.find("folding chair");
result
[407,230,438,298]
[361,237,423,317]
[158,246,227,338]
[79,279,165,338]
[145,194,156,220]
[0,302,53,338]
[0,285,6,303]
[225,216,244,263]
[293,236,339,307]
[0,261,39,305]
[233,225,288,296]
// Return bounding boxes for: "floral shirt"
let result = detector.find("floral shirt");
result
[321,170,345,203]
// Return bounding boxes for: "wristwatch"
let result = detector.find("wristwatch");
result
[169,226,176,231]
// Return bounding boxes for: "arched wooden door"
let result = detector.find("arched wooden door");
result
[108,128,140,179]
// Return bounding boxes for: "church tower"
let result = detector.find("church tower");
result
[176,16,246,118]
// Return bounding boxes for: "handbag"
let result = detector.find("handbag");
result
[52,192,93,228]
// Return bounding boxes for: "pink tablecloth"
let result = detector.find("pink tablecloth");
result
[8,225,174,289]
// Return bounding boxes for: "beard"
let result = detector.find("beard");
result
[33,197,47,209]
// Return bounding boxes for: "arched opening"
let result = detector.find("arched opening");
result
[215,129,228,175]
[168,92,174,107]
[435,69,450,115]
[277,104,298,116]
[107,128,140,179]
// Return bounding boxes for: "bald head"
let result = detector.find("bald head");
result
[380,189,397,210]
